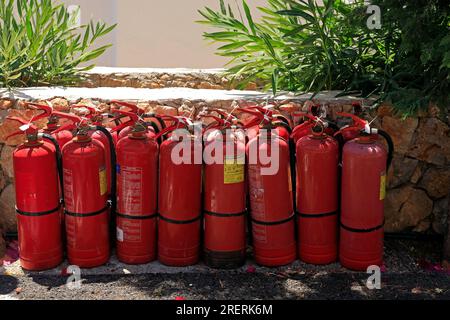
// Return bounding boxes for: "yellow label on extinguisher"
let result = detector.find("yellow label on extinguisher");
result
[99,168,107,196]
[380,174,386,201]
[224,157,245,184]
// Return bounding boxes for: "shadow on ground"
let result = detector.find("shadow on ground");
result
[9,270,450,300]
[1,238,448,300]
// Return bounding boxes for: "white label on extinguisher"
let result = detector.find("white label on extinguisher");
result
[252,224,268,244]
[248,164,268,243]
[120,166,143,214]
[121,220,143,242]
[116,227,124,242]
[63,168,74,210]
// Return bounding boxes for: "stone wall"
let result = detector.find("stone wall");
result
[0,91,449,260]
[377,106,450,235]
[77,67,260,91]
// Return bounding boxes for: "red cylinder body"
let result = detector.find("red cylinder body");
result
[296,134,339,264]
[116,132,158,264]
[118,126,155,141]
[274,125,291,142]
[247,132,296,267]
[158,136,202,266]
[13,139,63,271]
[43,124,73,149]
[62,135,110,268]
[203,130,247,269]
[292,123,314,144]
[340,136,387,271]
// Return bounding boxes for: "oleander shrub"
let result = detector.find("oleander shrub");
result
[198,0,450,116]
[0,0,116,88]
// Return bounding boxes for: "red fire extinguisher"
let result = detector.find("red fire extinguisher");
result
[203,116,247,269]
[77,105,116,196]
[57,114,116,268]
[239,106,292,142]
[336,112,394,271]
[38,106,75,149]
[239,108,296,267]
[6,105,63,270]
[110,101,163,141]
[294,113,339,265]
[291,104,338,144]
[114,110,159,264]
[157,116,203,266]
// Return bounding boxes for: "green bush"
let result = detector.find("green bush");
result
[0,0,116,88]
[198,0,450,116]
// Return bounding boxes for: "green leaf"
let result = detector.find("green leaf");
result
[0,0,114,87]
[276,10,315,23]
[220,0,226,15]
[242,0,256,35]
[271,70,278,95]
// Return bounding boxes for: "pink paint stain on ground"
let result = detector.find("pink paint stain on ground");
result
[1,240,19,266]
[246,265,256,273]
[418,259,450,275]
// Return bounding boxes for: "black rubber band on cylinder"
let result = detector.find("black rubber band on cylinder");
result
[65,206,109,218]
[296,211,338,219]
[251,213,295,226]
[16,205,60,217]
[116,212,158,220]
[204,210,247,218]
[159,214,202,225]
[340,220,385,233]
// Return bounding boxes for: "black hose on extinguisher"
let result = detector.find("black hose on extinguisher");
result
[272,121,292,136]
[378,129,394,170]
[289,138,297,220]
[95,126,118,236]
[144,113,167,144]
[327,122,339,133]
[42,133,64,205]
[333,131,345,165]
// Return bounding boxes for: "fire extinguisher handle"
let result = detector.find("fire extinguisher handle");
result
[111,109,139,122]
[51,113,85,135]
[51,111,82,124]
[378,129,394,171]
[237,108,271,128]
[26,102,53,122]
[110,110,140,133]
[292,112,317,122]
[5,117,40,139]
[111,100,144,115]
[71,105,99,119]
[155,123,189,140]
[336,112,367,129]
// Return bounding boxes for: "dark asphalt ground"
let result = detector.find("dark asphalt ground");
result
[1,238,449,300]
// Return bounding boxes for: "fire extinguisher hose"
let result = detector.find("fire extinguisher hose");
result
[378,129,394,170]
[327,122,339,133]
[144,114,167,143]
[289,138,297,214]
[42,133,64,205]
[95,126,117,217]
